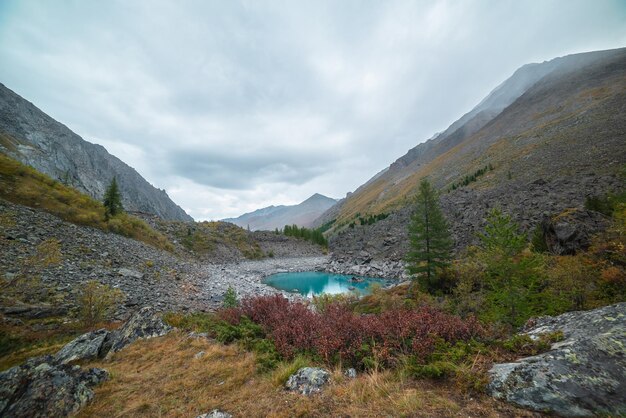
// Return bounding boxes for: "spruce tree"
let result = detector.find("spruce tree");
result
[103,177,124,219]
[405,179,453,294]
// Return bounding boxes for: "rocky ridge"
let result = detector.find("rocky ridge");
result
[0,83,192,221]
[224,193,337,231]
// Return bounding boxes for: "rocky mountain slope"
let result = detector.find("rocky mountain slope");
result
[224,193,336,231]
[0,83,192,221]
[0,197,326,320]
[319,47,626,273]
[314,49,626,229]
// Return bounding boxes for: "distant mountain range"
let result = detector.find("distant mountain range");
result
[0,83,193,221]
[223,193,337,231]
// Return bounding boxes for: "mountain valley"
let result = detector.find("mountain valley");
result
[1,45,625,418]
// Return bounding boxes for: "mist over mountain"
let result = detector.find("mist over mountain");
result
[314,47,626,231]
[224,193,336,231]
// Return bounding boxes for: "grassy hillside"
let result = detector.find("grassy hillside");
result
[325,50,626,232]
[0,152,174,251]
[173,220,265,260]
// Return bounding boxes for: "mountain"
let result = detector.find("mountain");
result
[224,193,337,231]
[316,48,626,230]
[0,83,193,221]
[319,47,626,276]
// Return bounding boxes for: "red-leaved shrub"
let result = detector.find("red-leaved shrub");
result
[232,294,484,368]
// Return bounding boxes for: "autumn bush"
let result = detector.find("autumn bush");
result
[230,294,484,370]
[79,281,125,327]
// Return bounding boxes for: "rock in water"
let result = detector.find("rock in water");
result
[196,410,232,418]
[0,355,108,418]
[54,329,111,364]
[488,302,626,417]
[285,367,331,395]
[108,306,172,354]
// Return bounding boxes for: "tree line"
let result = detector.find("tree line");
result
[279,224,328,247]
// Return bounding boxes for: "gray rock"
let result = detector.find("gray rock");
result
[344,368,357,379]
[0,355,108,418]
[108,306,172,354]
[285,367,331,395]
[196,410,232,418]
[541,209,609,255]
[118,268,144,279]
[488,302,626,417]
[55,329,111,364]
[194,351,205,359]
[2,304,68,319]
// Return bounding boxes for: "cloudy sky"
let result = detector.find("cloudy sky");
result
[1,1,625,220]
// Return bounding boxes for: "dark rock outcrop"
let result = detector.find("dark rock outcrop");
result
[54,329,111,364]
[108,306,172,354]
[285,367,331,395]
[540,209,609,255]
[488,302,626,417]
[0,304,68,319]
[0,355,108,418]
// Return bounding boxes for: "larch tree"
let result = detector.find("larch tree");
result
[103,177,124,219]
[405,178,453,294]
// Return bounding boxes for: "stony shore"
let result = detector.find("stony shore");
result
[195,256,330,308]
[1,198,405,324]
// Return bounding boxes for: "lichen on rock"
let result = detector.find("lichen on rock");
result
[488,302,626,417]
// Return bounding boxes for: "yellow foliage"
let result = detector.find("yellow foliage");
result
[0,153,173,251]
[79,280,125,327]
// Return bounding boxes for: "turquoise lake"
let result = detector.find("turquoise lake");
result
[263,271,390,297]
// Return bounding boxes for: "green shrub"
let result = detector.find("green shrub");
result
[500,331,564,356]
[78,281,125,326]
[222,286,239,308]
[530,223,549,253]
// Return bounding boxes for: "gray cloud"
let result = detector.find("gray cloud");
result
[0,0,625,219]
[170,149,334,190]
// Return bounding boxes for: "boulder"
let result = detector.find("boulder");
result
[108,306,172,354]
[285,367,331,395]
[196,410,232,418]
[0,355,108,418]
[488,302,626,417]
[1,304,68,319]
[541,209,608,255]
[118,268,144,279]
[55,329,111,364]
[344,368,357,379]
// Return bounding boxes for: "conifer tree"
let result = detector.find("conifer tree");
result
[103,177,124,219]
[405,179,453,294]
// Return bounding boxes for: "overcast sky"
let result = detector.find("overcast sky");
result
[1,1,625,220]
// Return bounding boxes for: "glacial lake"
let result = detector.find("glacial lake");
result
[263,271,391,297]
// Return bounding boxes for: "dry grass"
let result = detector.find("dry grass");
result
[80,332,539,417]
[0,318,122,371]
[0,153,173,251]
